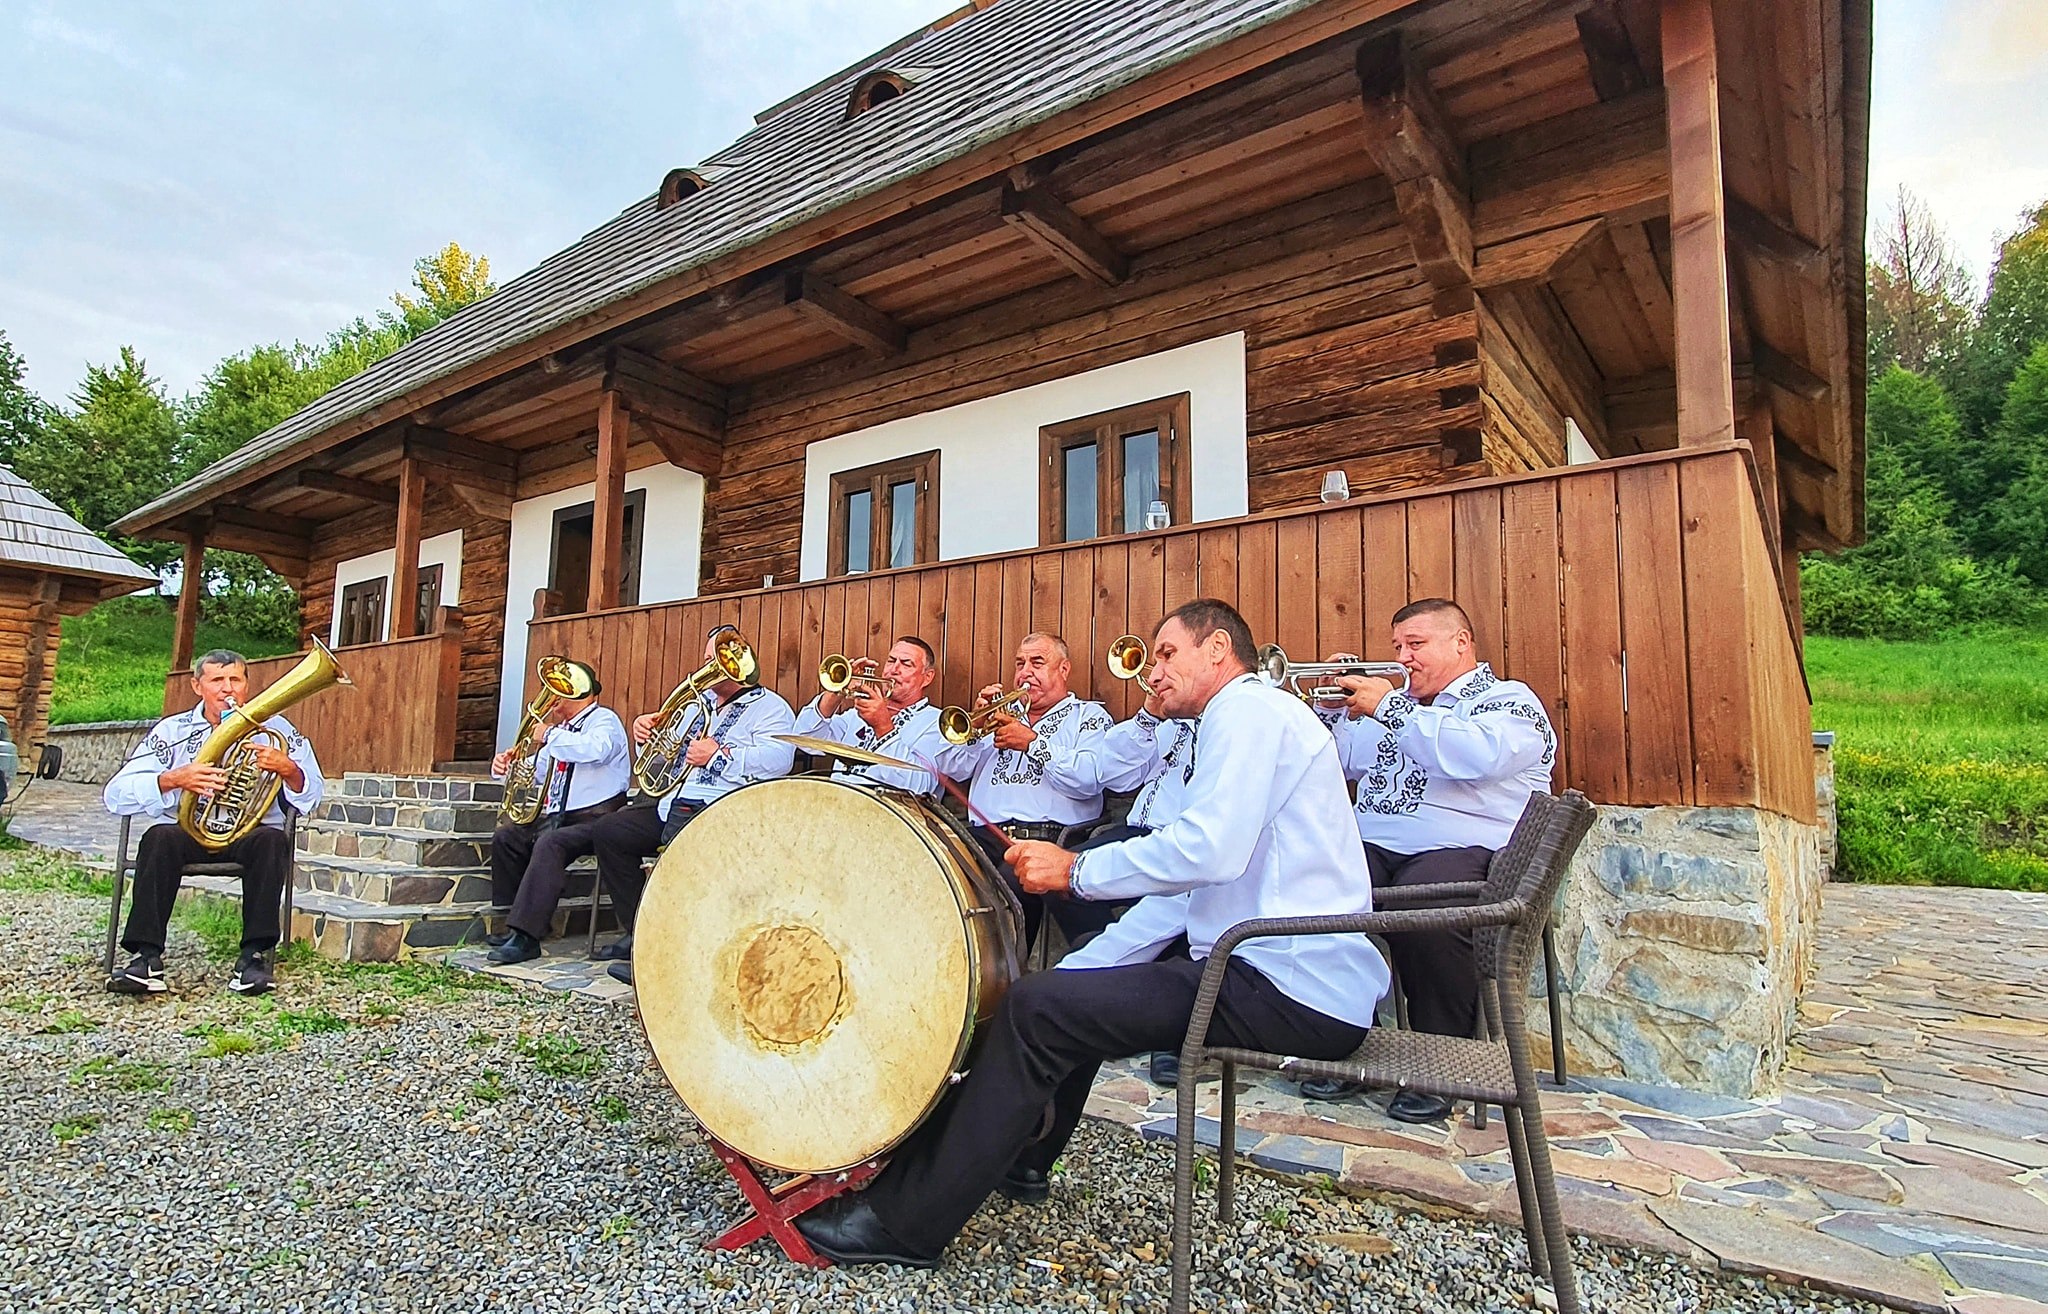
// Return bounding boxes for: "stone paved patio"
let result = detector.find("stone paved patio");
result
[18,781,2046,1311]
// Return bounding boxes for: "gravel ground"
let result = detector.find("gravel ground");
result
[0,869,1902,1314]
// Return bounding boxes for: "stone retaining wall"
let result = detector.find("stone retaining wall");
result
[45,719,152,785]
[1533,800,1829,1098]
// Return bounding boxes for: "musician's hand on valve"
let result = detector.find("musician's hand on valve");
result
[1005,840,1075,895]
[1336,673,1398,720]
[973,683,1004,710]
[990,713,1036,753]
[491,748,516,778]
[854,690,896,736]
[683,737,720,768]
[631,712,660,746]
[162,763,230,798]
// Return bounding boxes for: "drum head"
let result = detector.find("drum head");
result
[636,775,981,1173]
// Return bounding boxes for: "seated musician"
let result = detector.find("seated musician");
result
[103,649,325,998]
[920,632,1114,947]
[790,636,943,797]
[588,628,797,979]
[794,600,1388,1269]
[1303,597,1556,1120]
[485,661,630,965]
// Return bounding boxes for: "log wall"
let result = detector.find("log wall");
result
[527,443,1814,822]
[0,569,104,761]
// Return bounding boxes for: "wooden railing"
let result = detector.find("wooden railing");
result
[163,627,463,777]
[526,442,1814,821]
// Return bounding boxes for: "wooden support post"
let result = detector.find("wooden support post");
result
[173,528,206,673]
[1661,0,1737,447]
[590,389,631,613]
[390,457,427,640]
[1356,31,1472,294]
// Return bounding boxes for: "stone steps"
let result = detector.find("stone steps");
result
[298,821,493,868]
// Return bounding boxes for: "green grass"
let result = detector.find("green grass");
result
[514,1032,604,1079]
[51,1113,103,1144]
[146,1107,195,1134]
[70,1056,169,1093]
[170,894,245,962]
[51,595,294,726]
[0,851,112,899]
[1808,624,2048,891]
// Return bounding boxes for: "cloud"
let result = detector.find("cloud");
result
[1933,0,2048,85]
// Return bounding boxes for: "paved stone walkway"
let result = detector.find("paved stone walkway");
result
[6,779,123,862]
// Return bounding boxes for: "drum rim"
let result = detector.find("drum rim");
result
[632,774,1004,1173]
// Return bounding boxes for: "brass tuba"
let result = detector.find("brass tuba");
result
[179,637,352,851]
[632,628,759,797]
[499,656,599,825]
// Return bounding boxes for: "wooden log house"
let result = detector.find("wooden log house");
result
[117,0,1865,843]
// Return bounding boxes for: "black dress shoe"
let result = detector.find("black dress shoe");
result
[997,1165,1049,1205]
[607,961,634,986]
[591,934,633,962]
[482,930,513,948]
[793,1194,940,1269]
[1299,1077,1364,1102]
[1149,1051,1180,1086]
[1387,1090,1455,1124]
[487,930,542,965]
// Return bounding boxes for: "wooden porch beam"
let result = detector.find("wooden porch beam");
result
[1575,1,1650,102]
[783,269,906,356]
[1472,219,1604,289]
[1660,0,1737,447]
[590,390,631,612]
[294,469,398,505]
[603,346,728,440]
[173,524,207,673]
[1356,30,1472,293]
[1775,433,1838,483]
[390,457,427,640]
[1753,340,1831,402]
[636,414,724,478]
[1727,196,1827,281]
[402,422,516,519]
[998,182,1128,286]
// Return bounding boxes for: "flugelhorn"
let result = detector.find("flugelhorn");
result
[1105,633,1157,696]
[1255,643,1408,702]
[633,628,758,797]
[938,686,1032,745]
[499,655,598,825]
[819,654,894,702]
[179,637,352,850]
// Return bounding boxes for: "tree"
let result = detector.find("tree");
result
[0,330,49,469]
[1865,364,1970,509]
[1978,340,2048,585]
[181,342,327,474]
[391,242,495,329]
[1867,187,1975,376]
[20,348,183,575]
[1951,199,2048,437]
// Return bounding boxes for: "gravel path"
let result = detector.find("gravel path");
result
[0,868,1902,1313]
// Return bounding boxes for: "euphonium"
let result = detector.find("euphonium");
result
[1255,643,1409,702]
[1105,633,1157,696]
[178,637,352,851]
[938,685,1032,745]
[499,655,599,825]
[633,628,759,797]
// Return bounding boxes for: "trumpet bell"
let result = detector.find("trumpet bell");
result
[938,705,973,745]
[1105,634,1157,696]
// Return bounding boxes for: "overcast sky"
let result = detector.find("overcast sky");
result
[2,0,2044,402]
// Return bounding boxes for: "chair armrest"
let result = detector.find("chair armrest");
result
[1374,879,1487,908]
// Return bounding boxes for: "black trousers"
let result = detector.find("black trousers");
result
[588,798,704,932]
[859,955,1367,1258]
[490,795,626,939]
[969,822,1140,952]
[1365,842,1494,1040]
[122,822,290,957]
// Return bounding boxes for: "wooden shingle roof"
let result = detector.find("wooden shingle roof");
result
[118,0,1325,534]
[0,465,159,595]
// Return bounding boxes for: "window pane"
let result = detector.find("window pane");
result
[844,489,872,574]
[888,480,917,569]
[1063,443,1098,541]
[1122,429,1161,532]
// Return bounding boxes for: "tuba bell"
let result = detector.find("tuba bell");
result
[178,637,352,851]
[632,628,759,797]
[499,656,599,825]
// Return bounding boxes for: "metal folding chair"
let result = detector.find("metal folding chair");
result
[105,812,300,974]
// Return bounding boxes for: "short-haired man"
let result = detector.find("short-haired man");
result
[1309,597,1556,1120]
[791,636,943,798]
[103,649,325,997]
[486,661,631,965]
[794,600,1387,1269]
[921,632,1115,946]
[589,628,797,980]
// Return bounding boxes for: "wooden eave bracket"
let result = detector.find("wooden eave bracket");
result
[1751,341,1831,402]
[999,182,1127,286]
[602,347,728,442]
[293,469,399,505]
[1575,1,1649,102]
[783,269,906,356]
[1357,31,1473,293]
[403,422,517,520]
[1727,197,1827,281]
[1472,219,1605,289]
[205,505,311,576]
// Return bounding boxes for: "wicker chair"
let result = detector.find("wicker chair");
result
[1167,789,1597,1314]
[105,812,300,974]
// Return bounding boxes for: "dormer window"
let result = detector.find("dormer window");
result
[846,70,911,119]
[657,168,710,210]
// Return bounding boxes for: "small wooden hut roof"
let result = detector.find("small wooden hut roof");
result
[0,465,159,598]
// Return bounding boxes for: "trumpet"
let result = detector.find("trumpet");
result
[500,655,598,825]
[939,685,1032,745]
[1255,643,1409,703]
[633,628,759,797]
[819,653,896,702]
[1105,633,1157,696]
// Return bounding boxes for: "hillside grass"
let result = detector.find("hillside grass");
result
[51,596,296,726]
[1808,625,2048,892]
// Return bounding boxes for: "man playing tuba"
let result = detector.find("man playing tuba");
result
[104,648,325,998]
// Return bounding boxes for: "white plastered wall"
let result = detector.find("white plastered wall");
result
[328,529,464,648]
[496,464,705,743]
[798,334,1250,579]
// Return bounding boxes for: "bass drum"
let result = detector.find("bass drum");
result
[635,775,1022,1174]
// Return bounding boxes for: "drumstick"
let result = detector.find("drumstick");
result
[912,753,1012,848]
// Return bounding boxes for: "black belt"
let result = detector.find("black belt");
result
[985,820,1067,843]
